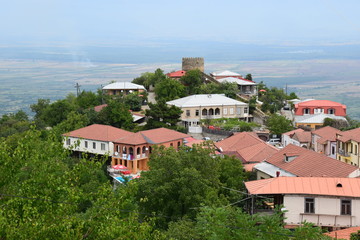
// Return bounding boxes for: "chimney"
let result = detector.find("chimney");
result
[276,171,280,177]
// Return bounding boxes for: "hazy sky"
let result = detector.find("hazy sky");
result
[1,0,360,46]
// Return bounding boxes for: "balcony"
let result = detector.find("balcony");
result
[338,149,350,157]
[113,153,148,160]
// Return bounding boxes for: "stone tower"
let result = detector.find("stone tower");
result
[182,57,204,72]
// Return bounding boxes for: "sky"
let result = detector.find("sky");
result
[1,0,360,46]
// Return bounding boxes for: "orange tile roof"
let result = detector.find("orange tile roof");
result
[312,126,342,144]
[215,132,278,163]
[63,124,133,142]
[115,128,189,145]
[324,226,360,240]
[265,144,358,177]
[245,177,360,198]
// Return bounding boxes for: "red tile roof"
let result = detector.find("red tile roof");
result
[215,132,278,163]
[166,70,186,78]
[265,144,358,177]
[115,128,189,145]
[324,226,360,240]
[245,177,360,198]
[292,131,311,143]
[94,104,108,112]
[312,126,341,143]
[338,127,360,143]
[297,100,346,108]
[283,128,304,137]
[63,124,133,142]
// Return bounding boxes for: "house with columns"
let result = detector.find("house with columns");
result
[166,94,249,133]
[112,128,189,173]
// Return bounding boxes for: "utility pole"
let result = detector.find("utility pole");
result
[75,83,81,97]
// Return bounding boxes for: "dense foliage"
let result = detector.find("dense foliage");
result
[202,118,259,132]
[0,129,330,239]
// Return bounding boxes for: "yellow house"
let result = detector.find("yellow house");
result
[336,128,360,166]
[294,114,347,130]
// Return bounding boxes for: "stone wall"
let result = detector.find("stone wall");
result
[182,57,204,72]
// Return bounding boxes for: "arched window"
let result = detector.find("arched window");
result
[328,108,335,114]
[122,146,127,154]
[215,108,220,115]
[209,108,214,115]
[137,147,141,155]
[202,109,208,116]
[149,146,152,154]
[142,146,146,153]
[170,143,173,147]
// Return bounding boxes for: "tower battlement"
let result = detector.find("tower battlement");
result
[182,57,204,72]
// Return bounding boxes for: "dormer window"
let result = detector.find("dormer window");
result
[304,108,310,115]
[314,108,324,114]
[328,108,335,115]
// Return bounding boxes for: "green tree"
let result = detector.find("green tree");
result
[154,78,186,101]
[245,73,253,81]
[97,100,134,129]
[76,90,102,110]
[42,99,76,126]
[145,101,182,130]
[137,145,225,225]
[124,93,143,111]
[30,98,50,127]
[180,69,203,95]
[266,114,294,136]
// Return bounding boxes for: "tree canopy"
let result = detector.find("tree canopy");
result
[266,114,294,135]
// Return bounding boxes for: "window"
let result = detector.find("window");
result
[186,110,190,117]
[341,200,351,215]
[314,108,324,114]
[332,146,335,155]
[229,108,234,114]
[202,109,208,116]
[195,110,199,116]
[101,143,105,151]
[244,107,248,114]
[85,141,88,148]
[223,108,227,115]
[304,108,310,115]
[93,142,96,149]
[66,138,71,145]
[328,109,335,114]
[304,198,315,213]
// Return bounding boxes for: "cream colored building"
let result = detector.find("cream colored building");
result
[166,94,249,128]
[246,177,360,229]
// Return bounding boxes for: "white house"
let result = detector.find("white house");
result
[245,177,360,229]
[166,94,249,133]
[102,82,146,96]
[62,124,133,156]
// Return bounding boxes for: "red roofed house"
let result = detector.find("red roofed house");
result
[63,124,133,156]
[311,126,342,159]
[294,100,347,130]
[254,144,360,179]
[294,100,347,116]
[112,128,189,173]
[337,127,360,166]
[166,70,186,79]
[324,226,360,239]
[245,177,360,229]
[282,129,311,149]
[214,132,278,170]
[282,128,305,147]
